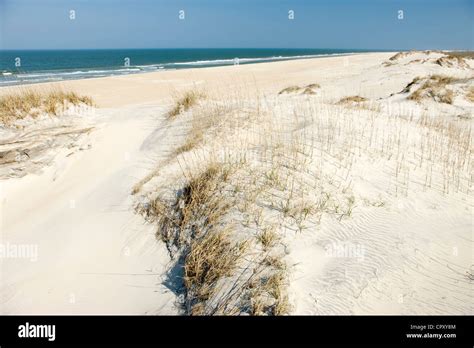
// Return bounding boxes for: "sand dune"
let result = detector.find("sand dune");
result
[0,51,473,314]
[0,104,177,314]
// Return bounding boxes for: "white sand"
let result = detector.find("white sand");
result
[0,105,177,314]
[0,51,472,314]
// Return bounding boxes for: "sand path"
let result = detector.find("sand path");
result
[0,103,178,314]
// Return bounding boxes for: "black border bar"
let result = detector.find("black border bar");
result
[0,315,472,346]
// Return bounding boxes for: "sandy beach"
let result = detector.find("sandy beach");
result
[0,51,473,315]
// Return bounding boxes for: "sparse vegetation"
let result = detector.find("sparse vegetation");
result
[278,86,302,94]
[174,127,204,155]
[386,51,473,69]
[388,51,411,61]
[444,51,474,59]
[337,95,368,104]
[184,229,247,314]
[465,87,474,102]
[407,75,458,104]
[136,71,473,315]
[279,83,320,95]
[256,226,279,250]
[166,90,204,119]
[435,54,470,69]
[0,89,93,126]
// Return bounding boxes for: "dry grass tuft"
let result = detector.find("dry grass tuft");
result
[337,95,368,104]
[263,255,286,270]
[388,52,409,61]
[138,161,246,314]
[166,90,204,119]
[444,51,474,59]
[466,87,474,102]
[184,230,247,311]
[248,270,290,316]
[139,162,231,253]
[407,75,457,104]
[266,272,290,315]
[279,83,320,95]
[278,86,301,95]
[435,55,470,69]
[174,129,204,155]
[256,226,279,250]
[302,88,316,95]
[0,89,93,126]
[172,100,236,156]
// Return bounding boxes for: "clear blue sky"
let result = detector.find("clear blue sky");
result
[0,0,472,50]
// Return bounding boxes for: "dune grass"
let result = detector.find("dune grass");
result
[435,54,470,68]
[279,83,320,95]
[166,90,204,119]
[278,86,301,95]
[140,161,235,255]
[138,161,250,314]
[256,226,279,251]
[466,87,474,102]
[184,229,247,315]
[337,95,368,104]
[388,51,412,61]
[407,75,457,104]
[444,51,474,59]
[0,89,93,126]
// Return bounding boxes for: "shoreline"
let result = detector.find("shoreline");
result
[0,51,385,88]
[0,52,395,107]
[0,49,390,88]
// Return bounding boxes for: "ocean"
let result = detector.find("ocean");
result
[0,48,379,86]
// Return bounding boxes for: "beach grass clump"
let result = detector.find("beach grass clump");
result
[138,161,251,314]
[302,83,320,95]
[174,131,203,155]
[388,52,409,61]
[444,51,474,59]
[278,86,301,95]
[466,87,474,102]
[435,54,470,69]
[305,83,320,89]
[139,160,236,254]
[167,90,204,119]
[248,269,290,316]
[184,229,247,314]
[279,83,320,95]
[265,272,290,315]
[173,111,207,155]
[407,75,457,104]
[256,226,279,250]
[0,89,93,126]
[337,95,368,104]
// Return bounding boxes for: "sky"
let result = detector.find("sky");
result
[0,0,472,50]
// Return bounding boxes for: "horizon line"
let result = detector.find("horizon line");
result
[0,47,407,52]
